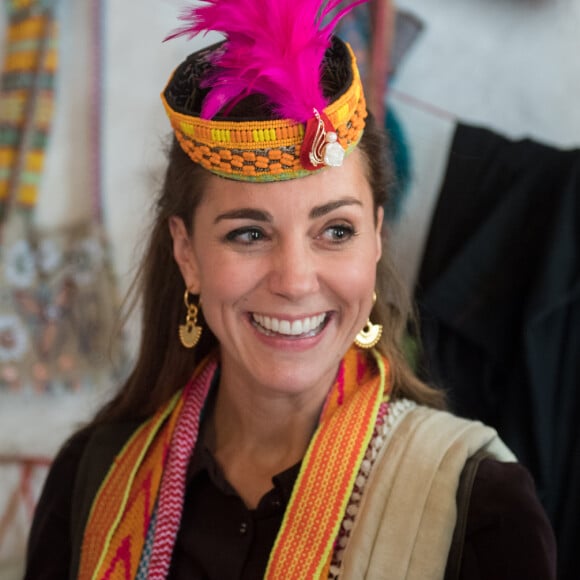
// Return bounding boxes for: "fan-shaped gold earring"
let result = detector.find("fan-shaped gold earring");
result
[354,292,383,349]
[178,289,203,349]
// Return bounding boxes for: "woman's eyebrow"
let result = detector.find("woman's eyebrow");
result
[309,197,362,219]
[213,197,362,224]
[213,208,273,224]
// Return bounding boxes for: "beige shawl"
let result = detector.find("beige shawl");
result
[340,405,516,579]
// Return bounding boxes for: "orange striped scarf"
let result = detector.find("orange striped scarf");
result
[79,347,390,579]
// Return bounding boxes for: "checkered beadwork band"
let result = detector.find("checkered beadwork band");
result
[161,40,367,182]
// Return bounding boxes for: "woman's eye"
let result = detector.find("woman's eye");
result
[322,224,356,242]
[225,227,265,244]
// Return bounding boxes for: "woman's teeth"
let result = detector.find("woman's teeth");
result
[252,313,327,337]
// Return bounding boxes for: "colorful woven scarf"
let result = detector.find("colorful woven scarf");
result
[78,347,390,579]
[0,0,58,220]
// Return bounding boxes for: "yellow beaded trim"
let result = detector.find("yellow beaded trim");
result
[161,43,367,182]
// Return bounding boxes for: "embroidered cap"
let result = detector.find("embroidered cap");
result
[161,0,369,182]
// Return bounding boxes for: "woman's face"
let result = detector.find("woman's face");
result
[171,150,383,400]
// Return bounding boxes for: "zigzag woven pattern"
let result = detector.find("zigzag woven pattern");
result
[0,0,58,214]
[78,357,217,580]
[146,360,216,578]
[79,393,183,580]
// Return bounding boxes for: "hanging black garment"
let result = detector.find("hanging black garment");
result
[415,123,580,580]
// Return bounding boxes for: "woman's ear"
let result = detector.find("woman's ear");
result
[168,216,201,293]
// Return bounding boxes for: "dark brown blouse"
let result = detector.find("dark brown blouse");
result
[24,423,556,579]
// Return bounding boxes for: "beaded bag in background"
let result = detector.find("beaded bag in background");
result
[0,220,125,394]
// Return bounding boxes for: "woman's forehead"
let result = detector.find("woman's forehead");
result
[199,150,372,212]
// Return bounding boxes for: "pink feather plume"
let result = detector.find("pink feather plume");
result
[166,0,370,121]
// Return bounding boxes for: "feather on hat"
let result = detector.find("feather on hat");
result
[166,0,369,121]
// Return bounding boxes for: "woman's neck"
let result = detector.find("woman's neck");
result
[205,375,328,508]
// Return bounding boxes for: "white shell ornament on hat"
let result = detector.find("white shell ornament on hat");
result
[308,108,346,168]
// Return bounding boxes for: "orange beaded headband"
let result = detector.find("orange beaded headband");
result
[161,38,367,182]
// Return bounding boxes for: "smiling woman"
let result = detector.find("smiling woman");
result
[24,1,555,579]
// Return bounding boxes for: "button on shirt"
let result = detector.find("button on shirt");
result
[168,444,301,579]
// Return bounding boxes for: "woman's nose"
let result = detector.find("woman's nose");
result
[267,238,320,299]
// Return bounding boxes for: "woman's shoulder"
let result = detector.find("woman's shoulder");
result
[24,420,142,579]
[48,419,142,490]
[388,404,556,576]
[45,417,143,468]
[468,457,554,541]
[24,426,93,579]
[29,424,98,531]
[389,402,515,461]
[457,457,557,579]
[67,421,144,535]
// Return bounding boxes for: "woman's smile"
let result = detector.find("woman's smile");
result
[251,312,329,338]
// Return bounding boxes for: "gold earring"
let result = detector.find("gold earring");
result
[179,289,203,348]
[354,292,383,350]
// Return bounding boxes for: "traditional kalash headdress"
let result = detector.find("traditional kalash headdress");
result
[161,0,370,182]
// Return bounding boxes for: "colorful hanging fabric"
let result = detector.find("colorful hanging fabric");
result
[0,0,59,220]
